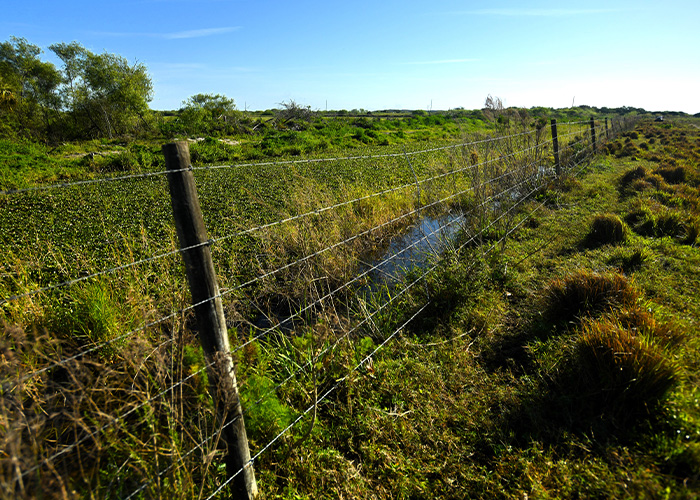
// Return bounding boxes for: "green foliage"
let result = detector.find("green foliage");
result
[50,282,126,358]
[49,41,153,139]
[176,93,238,136]
[0,37,62,139]
[240,374,294,443]
[182,344,210,402]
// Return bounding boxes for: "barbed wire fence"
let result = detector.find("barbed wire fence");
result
[0,114,639,498]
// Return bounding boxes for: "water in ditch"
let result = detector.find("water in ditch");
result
[364,210,465,290]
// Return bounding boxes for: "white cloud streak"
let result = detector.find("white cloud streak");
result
[462,8,621,17]
[163,27,239,39]
[93,26,239,39]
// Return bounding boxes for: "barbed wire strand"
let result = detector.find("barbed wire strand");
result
[9,156,540,388]
[21,171,484,480]
[0,129,540,196]
[115,128,621,497]
[122,239,440,498]
[1,138,551,307]
[131,165,552,499]
[10,118,630,491]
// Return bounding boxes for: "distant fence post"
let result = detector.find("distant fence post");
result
[589,117,597,151]
[162,142,258,500]
[605,117,609,139]
[550,118,561,176]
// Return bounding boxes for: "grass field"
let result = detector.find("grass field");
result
[3,113,698,499]
[254,118,700,499]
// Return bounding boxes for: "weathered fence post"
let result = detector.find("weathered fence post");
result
[162,141,258,499]
[589,117,597,151]
[550,118,561,176]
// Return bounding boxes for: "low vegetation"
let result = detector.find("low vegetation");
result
[1,36,699,497]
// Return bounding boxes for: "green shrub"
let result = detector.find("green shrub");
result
[240,374,294,444]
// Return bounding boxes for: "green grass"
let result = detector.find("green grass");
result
[3,116,699,498]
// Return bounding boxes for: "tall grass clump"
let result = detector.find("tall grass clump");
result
[552,318,680,429]
[584,213,629,247]
[619,165,648,190]
[543,270,638,324]
[655,165,687,185]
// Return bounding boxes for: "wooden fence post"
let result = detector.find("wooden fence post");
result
[589,117,597,151]
[550,118,561,176]
[162,141,258,499]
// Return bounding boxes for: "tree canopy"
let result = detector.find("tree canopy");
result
[0,37,153,140]
[177,93,238,135]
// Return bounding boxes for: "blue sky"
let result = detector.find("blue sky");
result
[3,0,699,113]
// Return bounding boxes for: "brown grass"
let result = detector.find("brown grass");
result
[543,270,638,324]
[568,318,680,424]
[584,213,629,247]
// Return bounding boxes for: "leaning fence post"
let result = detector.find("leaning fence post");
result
[589,117,597,151]
[550,118,561,176]
[162,141,258,499]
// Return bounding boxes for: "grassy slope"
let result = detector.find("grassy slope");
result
[254,120,700,499]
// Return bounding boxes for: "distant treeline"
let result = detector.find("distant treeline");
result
[1,36,695,144]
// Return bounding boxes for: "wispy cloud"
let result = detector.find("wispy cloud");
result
[93,26,239,39]
[403,58,479,65]
[462,8,620,17]
[163,27,239,39]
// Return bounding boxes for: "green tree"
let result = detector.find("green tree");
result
[179,93,237,135]
[49,41,153,138]
[0,37,62,138]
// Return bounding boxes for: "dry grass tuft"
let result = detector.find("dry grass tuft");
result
[584,213,629,247]
[563,318,680,425]
[543,270,638,324]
